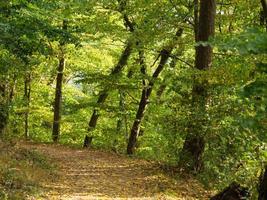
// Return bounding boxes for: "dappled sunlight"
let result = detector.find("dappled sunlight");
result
[20,143,210,200]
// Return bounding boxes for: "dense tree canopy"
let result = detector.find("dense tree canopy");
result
[0,0,266,199]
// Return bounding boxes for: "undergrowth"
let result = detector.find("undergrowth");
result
[0,141,56,200]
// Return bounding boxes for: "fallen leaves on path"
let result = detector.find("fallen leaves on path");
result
[20,143,210,200]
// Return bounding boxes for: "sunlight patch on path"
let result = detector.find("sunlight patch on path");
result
[21,143,210,200]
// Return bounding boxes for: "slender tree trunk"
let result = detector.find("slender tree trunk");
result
[118,66,134,140]
[258,2,267,198]
[0,84,7,137]
[194,0,199,41]
[116,71,131,135]
[24,73,31,139]
[127,29,183,154]
[127,50,170,155]
[88,42,132,130]
[52,56,65,142]
[156,55,178,103]
[9,79,16,103]
[180,0,216,173]
[261,0,267,30]
[113,90,125,151]
[258,165,267,200]
[262,0,267,14]
[0,76,17,138]
[83,0,136,148]
[52,20,67,143]
[83,41,132,148]
[87,92,108,130]
[116,91,124,134]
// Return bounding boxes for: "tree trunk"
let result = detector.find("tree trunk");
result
[180,0,216,173]
[83,135,93,148]
[116,93,124,134]
[156,55,178,103]
[262,0,267,15]
[195,0,215,70]
[83,41,132,148]
[258,165,267,200]
[127,29,183,155]
[112,90,125,151]
[0,84,7,137]
[83,0,135,148]
[261,0,267,30]
[87,42,132,129]
[0,76,16,138]
[127,50,170,155]
[193,0,199,41]
[52,56,65,143]
[24,73,31,139]
[52,20,67,143]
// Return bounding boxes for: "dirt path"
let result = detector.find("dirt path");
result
[21,143,210,200]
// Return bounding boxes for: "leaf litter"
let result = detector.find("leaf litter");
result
[20,143,211,200]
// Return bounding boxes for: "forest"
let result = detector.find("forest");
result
[0,0,267,199]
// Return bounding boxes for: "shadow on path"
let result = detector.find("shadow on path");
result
[21,143,210,200]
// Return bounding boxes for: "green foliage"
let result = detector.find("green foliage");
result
[0,0,266,198]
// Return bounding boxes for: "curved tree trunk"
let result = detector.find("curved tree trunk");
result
[127,29,183,155]
[83,41,133,148]
[83,0,135,148]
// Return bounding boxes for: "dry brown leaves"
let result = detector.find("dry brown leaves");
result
[19,142,211,200]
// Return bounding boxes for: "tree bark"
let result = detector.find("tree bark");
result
[118,65,134,140]
[195,0,215,70]
[127,29,183,154]
[116,91,124,134]
[83,0,136,148]
[0,84,7,137]
[262,0,267,15]
[52,20,67,143]
[0,77,16,138]
[83,41,133,148]
[24,73,31,139]
[194,0,199,41]
[87,41,132,131]
[112,91,125,151]
[258,165,267,200]
[261,0,267,30]
[180,0,216,173]
[52,56,65,142]
[156,55,178,103]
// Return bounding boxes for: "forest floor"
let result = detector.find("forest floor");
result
[20,142,211,200]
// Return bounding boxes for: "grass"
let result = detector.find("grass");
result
[0,140,56,200]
